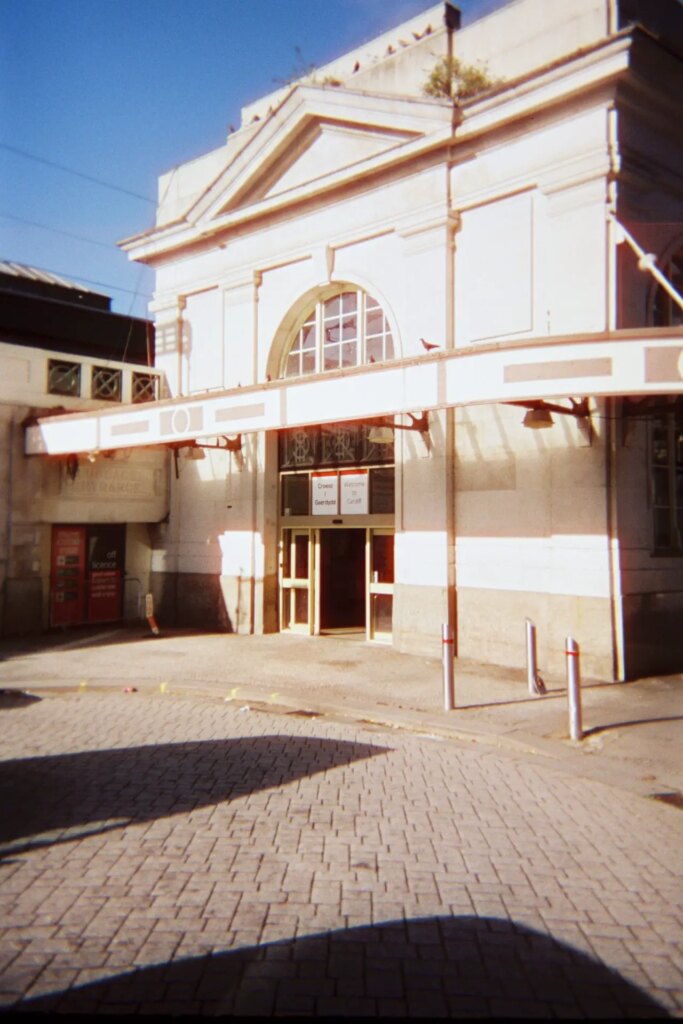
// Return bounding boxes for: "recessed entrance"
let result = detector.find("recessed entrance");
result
[279,526,394,641]
[319,529,366,631]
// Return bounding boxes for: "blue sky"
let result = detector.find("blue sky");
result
[0,0,502,320]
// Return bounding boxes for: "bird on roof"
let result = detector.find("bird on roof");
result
[412,30,423,40]
[352,60,360,73]
[385,44,395,55]
[420,338,440,352]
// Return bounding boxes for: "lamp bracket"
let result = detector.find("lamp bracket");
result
[508,398,592,444]
[376,411,430,435]
[507,399,590,420]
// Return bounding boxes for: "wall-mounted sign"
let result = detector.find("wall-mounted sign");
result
[312,472,338,515]
[340,470,369,514]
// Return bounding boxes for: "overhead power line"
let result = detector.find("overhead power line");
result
[0,142,156,203]
[0,211,116,249]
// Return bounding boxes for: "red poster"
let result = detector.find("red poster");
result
[88,569,122,623]
[50,526,86,627]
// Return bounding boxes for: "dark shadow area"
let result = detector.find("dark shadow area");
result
[651,791,683,810]
[15,915,669,1017]
[0,624,192,664]
[0,736,388,859]
[0,689,41,709]
[584,715,683,737]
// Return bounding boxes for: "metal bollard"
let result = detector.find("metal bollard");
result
[525,618,546,696]
[442,623,455,711]
[565,636,583,740]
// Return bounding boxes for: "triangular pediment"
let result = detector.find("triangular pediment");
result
[188,85,452,225]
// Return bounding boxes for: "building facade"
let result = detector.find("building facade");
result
[0,262,167,635]
[25,0,683,681]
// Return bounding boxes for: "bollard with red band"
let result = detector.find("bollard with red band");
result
[565,636,583,740]
[442,623,455,711]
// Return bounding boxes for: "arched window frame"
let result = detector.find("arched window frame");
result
[281,287,395,380]
[651,242,683,328]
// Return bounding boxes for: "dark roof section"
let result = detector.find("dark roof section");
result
[0,260,111,312]
[619,0,683,59]
[0,261,153,366]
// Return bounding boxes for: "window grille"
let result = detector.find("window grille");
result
[132,372,157,404]
[651,402,683,552]
[92,365,122,402]
[47,359,81,397]
[279,421,394,469]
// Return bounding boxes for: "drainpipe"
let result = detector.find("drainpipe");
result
[249,272,262,635]
[445,66,460,651]
[605,112,627,681]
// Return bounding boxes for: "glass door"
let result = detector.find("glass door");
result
[367,529,394,642]
[280,529,313,633]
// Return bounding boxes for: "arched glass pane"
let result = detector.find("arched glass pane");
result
[285,315,317,378]
[653,248,683,327]
[281,288,393,378]
[323,291,358,371]
[365,294,394,362]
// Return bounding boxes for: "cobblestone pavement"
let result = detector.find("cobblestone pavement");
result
[1,691,682,1017]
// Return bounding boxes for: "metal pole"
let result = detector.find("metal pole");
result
[526,618,538,696]
[442,622,455,711]
[525,619,546,696]
[566,636,583,741]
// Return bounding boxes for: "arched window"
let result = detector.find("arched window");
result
[652,245,683,327]
[282,288,395,379]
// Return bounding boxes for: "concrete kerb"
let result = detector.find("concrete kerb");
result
[1,626,681,804]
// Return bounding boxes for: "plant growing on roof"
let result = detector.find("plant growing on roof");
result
[273,47,318,87]
[423,55,500,101]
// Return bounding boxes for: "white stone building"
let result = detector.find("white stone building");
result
[26,0,683,681]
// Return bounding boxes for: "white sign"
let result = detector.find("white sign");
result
[340,471,369,514]
[312,473,338,515]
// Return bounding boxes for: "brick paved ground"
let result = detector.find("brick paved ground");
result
[1,691,682,1016]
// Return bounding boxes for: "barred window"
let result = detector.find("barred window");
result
[92,365,122,402]
[652,247,683,327]
[651,401,683,553]
[48,359,81,397]
[132,372,158,404]
[282,288,395,379]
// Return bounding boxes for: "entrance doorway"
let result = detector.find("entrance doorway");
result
[279,527,394,641]
[319,529,365,631]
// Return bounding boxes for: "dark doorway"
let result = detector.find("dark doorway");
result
[320,529,365,631]
[50,524,125,628]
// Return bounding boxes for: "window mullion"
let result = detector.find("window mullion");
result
[316,301,322,374]
[359,289,365,366]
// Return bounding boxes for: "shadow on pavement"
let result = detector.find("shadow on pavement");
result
[0,690,41,709]
[0,624,177,662]
[0,736,389,859]
[17,915,669,1017]
[583,715,683,737]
